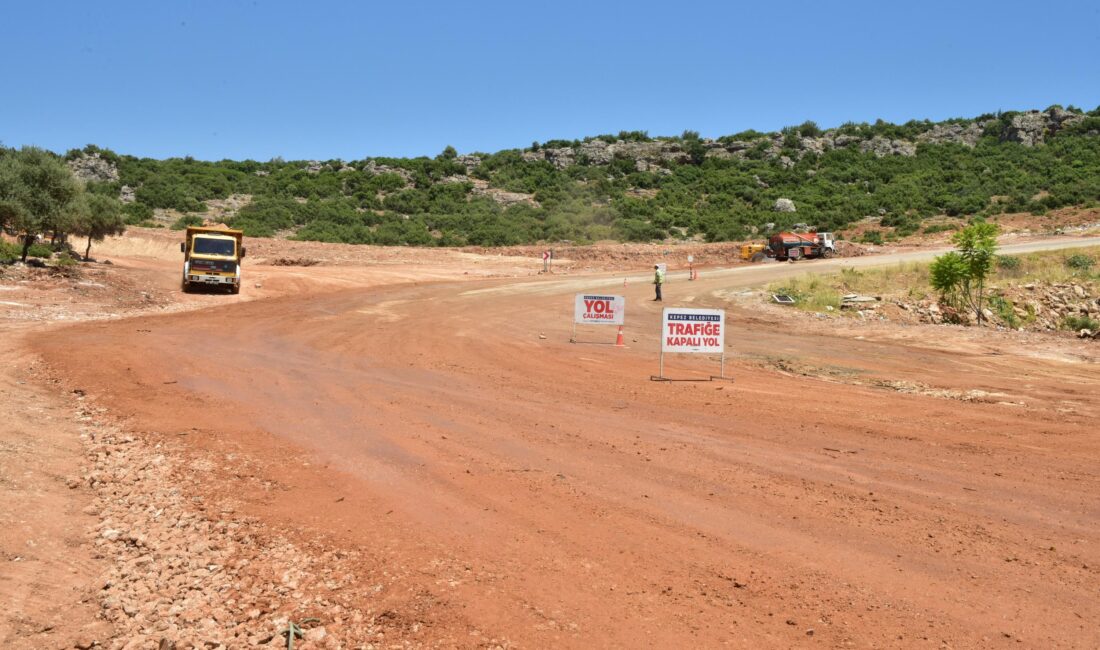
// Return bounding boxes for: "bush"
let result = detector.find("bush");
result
[859,230,884,245]
[26,242,53,258]
[1065,254,1095,271]
[988,295,1019,328]
[923,223,957,235]
[1062,314,1100,331]
[122,202,154,225]
[996,255,1021,270]
[170,215,204,230]
[52,254,78,267]
[0,240,20,263]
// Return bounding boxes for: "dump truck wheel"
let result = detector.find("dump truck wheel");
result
[230,284,240,295]
[822,248,835,258]
[180,280,190,294]
[750,252,766,263]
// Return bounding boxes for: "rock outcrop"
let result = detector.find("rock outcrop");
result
[528,140,689,170]
[455,154,482,173]
[67,153,119,183]
[1003,108,1086,147]
[362,161,413,184]
[917,122,985,147]
[860,136,917,158]
[469,179,538,207]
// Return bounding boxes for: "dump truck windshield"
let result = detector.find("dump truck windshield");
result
[194,238,235,256]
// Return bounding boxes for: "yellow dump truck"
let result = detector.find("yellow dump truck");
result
[180,227,246,294]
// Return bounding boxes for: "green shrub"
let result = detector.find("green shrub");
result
[26,242,52,258]
[170,215,204,230]
[122,202,154,225]
[0,240,20,263]
[988,295,1019,328]
[996,255,1021,270]
[1065,254,1095,271]
[859,230,884,245]
[0,241,52,261]
[923,223,957,235]
[1062,314,1100,331]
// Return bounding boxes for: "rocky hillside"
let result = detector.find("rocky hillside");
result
[57,105,1100,246]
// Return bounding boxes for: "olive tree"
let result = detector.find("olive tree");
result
[0,147,80,261]
[71,193,125,259]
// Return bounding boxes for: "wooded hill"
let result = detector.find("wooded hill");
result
[52,105,1100,246]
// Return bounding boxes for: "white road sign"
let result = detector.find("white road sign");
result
[661,308,724,353]
[574,294,625,325]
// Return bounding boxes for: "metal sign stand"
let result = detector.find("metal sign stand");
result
[652,306,733,381]
[571,321,619,345]
[650,349,732,382]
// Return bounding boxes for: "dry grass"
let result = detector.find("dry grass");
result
[768,246,1099,313]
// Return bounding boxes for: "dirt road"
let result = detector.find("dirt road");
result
[18,235,1100,648]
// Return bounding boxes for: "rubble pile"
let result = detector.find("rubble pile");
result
[77,402,393,648]
[894,282,1099,337]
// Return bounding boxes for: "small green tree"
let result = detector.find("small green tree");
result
[71,193,125,259]
[929,252,968,303]
[929,221,999,324]
[0,147,80,261]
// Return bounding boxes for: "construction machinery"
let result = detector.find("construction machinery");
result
[180,226,246,294]
[740,243,767,262]
[765,231,836,262]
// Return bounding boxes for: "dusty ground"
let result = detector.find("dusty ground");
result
[3,230,1100,648]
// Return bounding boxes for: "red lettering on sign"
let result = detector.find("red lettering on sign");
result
[585,299,612,314]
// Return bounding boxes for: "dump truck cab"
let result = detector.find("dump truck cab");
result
[180,227,245,294]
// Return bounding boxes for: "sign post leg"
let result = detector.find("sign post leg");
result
[571,321,576,343]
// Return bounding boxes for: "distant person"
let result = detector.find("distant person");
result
[653,264,664,301]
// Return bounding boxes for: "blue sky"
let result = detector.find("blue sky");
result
[2,0,1098,161]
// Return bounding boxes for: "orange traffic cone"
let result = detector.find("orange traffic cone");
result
[615,326,625,347]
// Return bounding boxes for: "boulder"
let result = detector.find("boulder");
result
[773,198,796,213]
